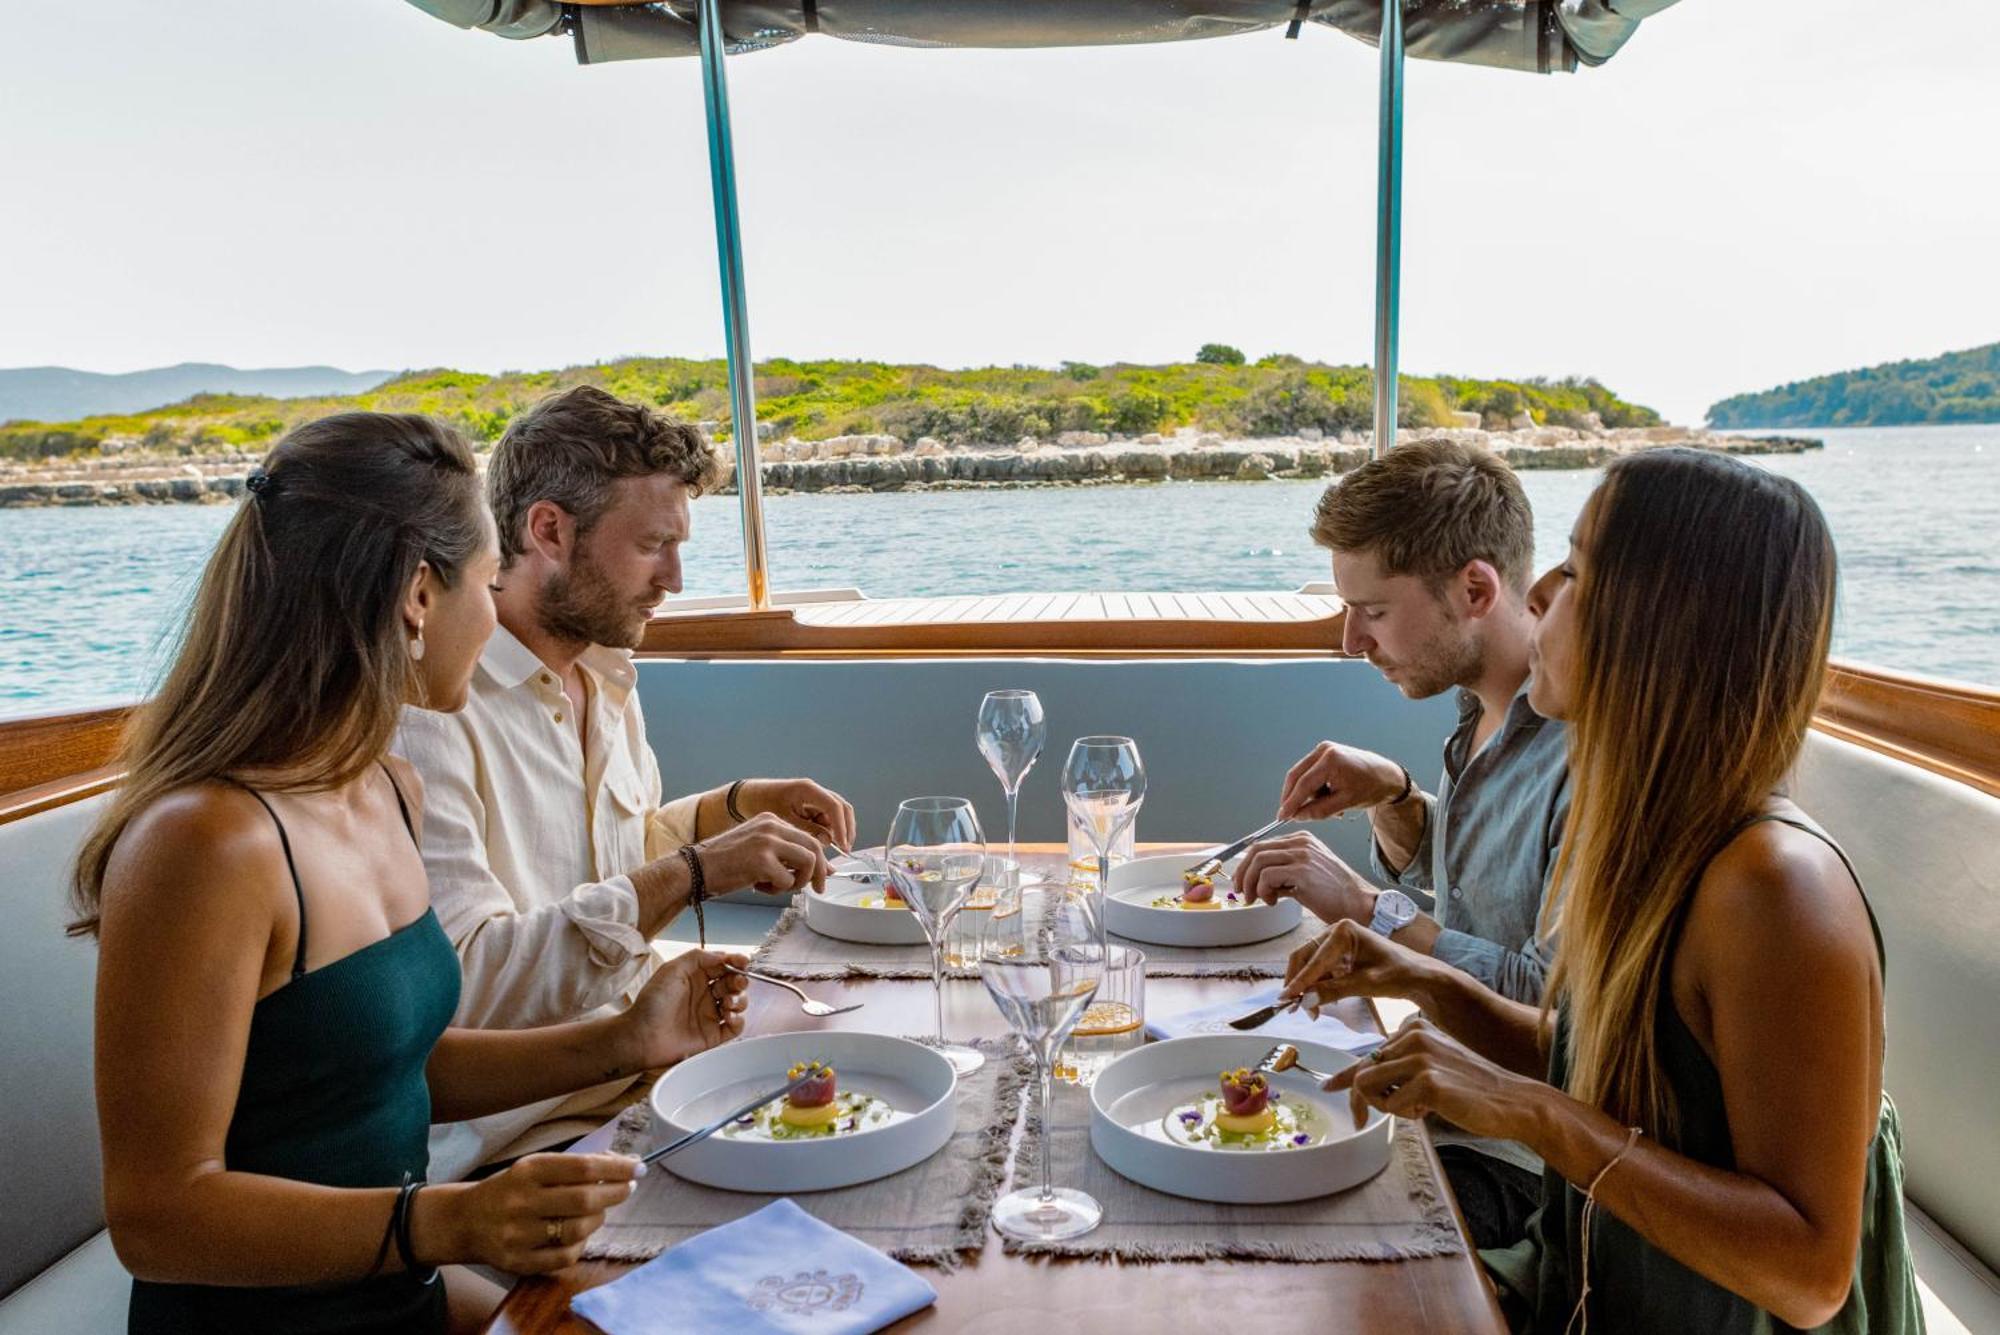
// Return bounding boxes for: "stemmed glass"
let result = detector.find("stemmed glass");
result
[1061,736,1146,907]
[976,689,1045,883]
[883,796,988,1076]
[981,876,1106,1241]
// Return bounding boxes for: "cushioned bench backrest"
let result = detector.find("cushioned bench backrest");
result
[1794,733,2000,1271]
[636,656,1459,869]
[0,797,110,1298]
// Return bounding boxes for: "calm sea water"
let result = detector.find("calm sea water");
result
[2,424,1994,716]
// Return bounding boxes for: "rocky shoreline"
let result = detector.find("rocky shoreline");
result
[0,424,1818,508]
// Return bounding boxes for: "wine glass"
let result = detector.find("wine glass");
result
[976,689,1045,884]
[884,796,988,1076]
[981,876,1106,1241]
[1061,735,1146,911]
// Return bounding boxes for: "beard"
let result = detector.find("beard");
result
[1377,624,1482,700]
[538,551,651,649]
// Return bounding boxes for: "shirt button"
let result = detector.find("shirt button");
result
[553,712,565,724]
[1449,885,1464,902]
[540,673,553,685]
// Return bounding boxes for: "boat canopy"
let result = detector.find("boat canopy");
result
[412,1,1680,74]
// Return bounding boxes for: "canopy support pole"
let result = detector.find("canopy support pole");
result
[1371,0,1405,458]
[697,0,771,609]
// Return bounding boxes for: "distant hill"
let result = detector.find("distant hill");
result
[0,356,1662,462]
[1707,342,2000,429]
[0,362,397,425]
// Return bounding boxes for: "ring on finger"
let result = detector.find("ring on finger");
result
[545,1218,564,1247]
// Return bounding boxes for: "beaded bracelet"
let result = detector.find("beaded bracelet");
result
[679,843,708,948]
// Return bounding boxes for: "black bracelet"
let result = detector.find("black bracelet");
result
[724,778,748,823]
[679,843,708,948]
[365,1175,404,1279]
[1385,764,1417,807]
[394,1177,439,1286]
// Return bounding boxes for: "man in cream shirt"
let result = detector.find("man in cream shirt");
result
[398,386,856,1180]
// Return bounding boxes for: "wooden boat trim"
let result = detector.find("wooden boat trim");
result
[6,604,1999,821]
[0,706,130,824]
[1815,661,2000,800]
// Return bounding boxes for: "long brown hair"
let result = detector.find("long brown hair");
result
[69,413,488,935]
[1544,448,1837,1138]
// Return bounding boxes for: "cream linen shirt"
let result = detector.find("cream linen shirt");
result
[394,624,702,1180]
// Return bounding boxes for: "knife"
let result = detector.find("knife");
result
[1184,817,1291,883]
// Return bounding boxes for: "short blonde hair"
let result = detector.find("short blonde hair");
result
[489,386,720,568]
[1310,438,1534,594]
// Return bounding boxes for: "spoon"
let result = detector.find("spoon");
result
[725,964,864,1018]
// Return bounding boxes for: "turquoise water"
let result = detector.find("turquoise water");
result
[1,424,1993,716]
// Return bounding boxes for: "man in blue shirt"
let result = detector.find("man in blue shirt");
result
[1238,436,1568,1247]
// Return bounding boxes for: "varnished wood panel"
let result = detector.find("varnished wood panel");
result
[1817,661,2000,798]
[0,705,129,795]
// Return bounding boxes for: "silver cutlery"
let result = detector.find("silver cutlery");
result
[1184,817,1291,882]
[641,1070,817,1165]
[1255,1042,1338,1084]
[1223,989,1323,1031]
[726,964,864,1017]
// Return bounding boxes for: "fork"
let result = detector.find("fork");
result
[1184,817,1291,883]
[1254,1042,1338,1084]
[725,964,864,1017]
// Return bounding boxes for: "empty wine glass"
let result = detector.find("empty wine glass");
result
[885,796,988,1076]
[976,689,1045,883]
[981,877,1106,1241]
[1061,736,1146,915]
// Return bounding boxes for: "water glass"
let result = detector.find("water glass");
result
[884,796,988,1076]
[945,855,1017,970]
[1055,945,1145,1087]
[981,877,1106,1242]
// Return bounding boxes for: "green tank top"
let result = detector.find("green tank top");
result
[1484,812,1925,1335]
[128,767,460,1334]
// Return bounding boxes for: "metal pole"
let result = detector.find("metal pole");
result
[697,0,771,609]
[1370,0,1405,458]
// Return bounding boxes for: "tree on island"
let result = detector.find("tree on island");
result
[1707,341,2000,428]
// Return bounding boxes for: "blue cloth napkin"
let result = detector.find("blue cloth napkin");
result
[570,1198,938,1335]
[1143,982,1385,1053]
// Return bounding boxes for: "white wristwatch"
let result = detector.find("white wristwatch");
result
[1369,888,1420,938]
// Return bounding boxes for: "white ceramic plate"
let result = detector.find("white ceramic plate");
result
[801,874,932,946]
[1103,853,1303,948]
[648,1032,957,1192]
[1089,1034,1392,1203]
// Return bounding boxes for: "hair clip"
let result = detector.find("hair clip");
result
[244,469,272,496]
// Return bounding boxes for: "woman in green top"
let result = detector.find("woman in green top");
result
[1283,448,1922,1333]
[72,412,754,1333]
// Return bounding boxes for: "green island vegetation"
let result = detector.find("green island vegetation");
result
[0,354,1660,463]
[1707,341,2000,429]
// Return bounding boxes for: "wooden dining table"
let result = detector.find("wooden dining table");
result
[485,845,1509,1334]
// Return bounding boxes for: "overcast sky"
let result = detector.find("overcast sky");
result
[4,1,1996,425]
